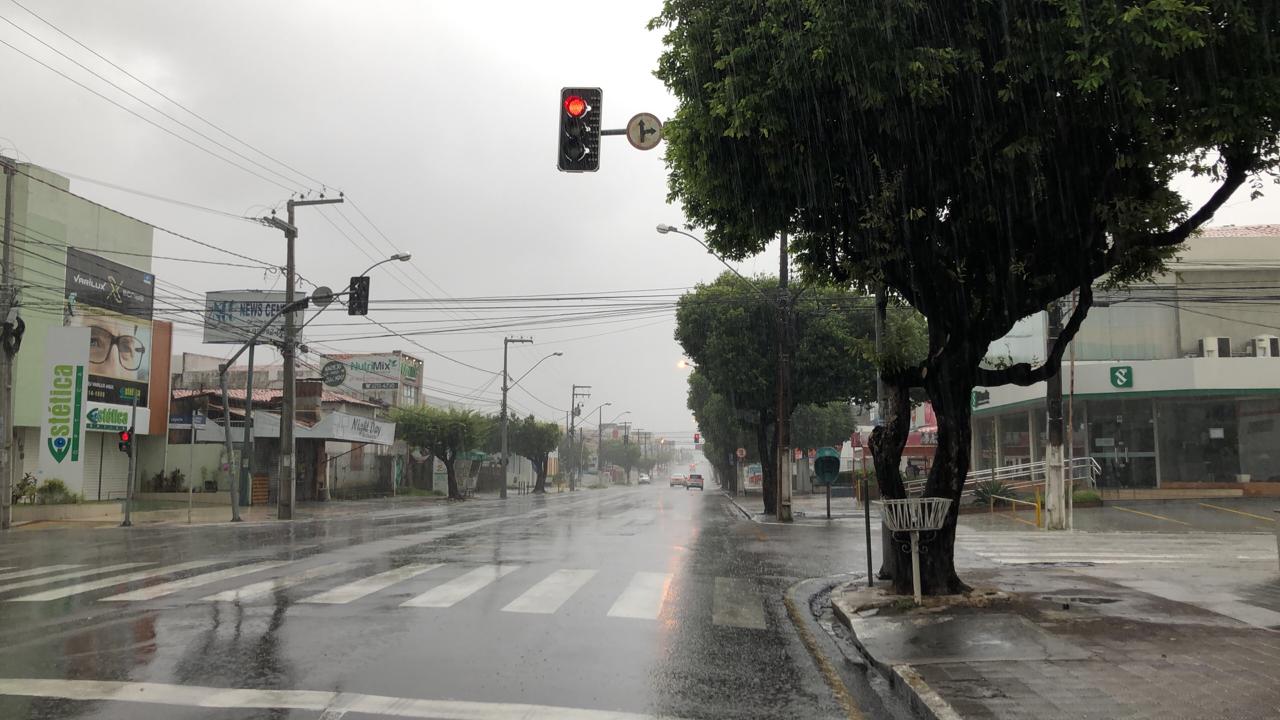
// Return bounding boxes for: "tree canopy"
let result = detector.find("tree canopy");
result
[654,0,1280,593]
[392,406,491,499]
[508,414,562,493]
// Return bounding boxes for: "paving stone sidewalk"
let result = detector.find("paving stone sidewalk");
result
[832,567,1280,720]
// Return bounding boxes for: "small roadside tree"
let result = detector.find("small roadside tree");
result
[392,406,490,499]
[509,415,562,493]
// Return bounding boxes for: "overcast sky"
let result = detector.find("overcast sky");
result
[2,1,1275,440]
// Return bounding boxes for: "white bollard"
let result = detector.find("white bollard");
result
[910,530,922,605]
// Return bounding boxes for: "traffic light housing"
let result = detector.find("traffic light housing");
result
[693,432,701,443]
[558,87,602,172]
[117,428,133,456]
[347,276,370,316]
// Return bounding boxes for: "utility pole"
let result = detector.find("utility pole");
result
[776,231,793,522]
[568,384,591,490]
[1045,300,1067,529]
[238,344,255,507]
[269,196,342,520]
[869,287,887,587]
[500,336,532,499]
[0,158,16,530]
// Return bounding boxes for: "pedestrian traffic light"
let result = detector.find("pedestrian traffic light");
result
[558,87,602,172]
[117,428,133,456]
[347,276,370,316]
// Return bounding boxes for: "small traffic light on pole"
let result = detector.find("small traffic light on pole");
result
[558,87,602,172]
[117,428,133,456]
[347,276,370,316]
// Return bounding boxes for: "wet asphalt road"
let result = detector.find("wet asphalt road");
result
[0,487,872,719]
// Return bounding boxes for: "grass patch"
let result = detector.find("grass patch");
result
[1072,489,1102,504]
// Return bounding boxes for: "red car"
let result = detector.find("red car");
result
[686,474,705,491]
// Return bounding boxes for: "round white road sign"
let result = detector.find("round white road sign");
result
[626,113,663,150]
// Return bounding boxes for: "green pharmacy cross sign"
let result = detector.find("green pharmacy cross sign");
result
[1110,366,1134,389]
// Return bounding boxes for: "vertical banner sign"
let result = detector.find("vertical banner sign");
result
[40,327,90,486]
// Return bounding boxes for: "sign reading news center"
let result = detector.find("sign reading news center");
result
[40,327,90,486]
[203,290,303,345]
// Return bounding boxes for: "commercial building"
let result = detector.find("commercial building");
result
[2,161,173,501]
[972,225,1280,492]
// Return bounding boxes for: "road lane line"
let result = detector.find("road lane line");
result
[1109,505,1192,526]
[7,561,222,602]
[501,569,596,614]
[202,563,354,603]
[606,571,672,620]
[0,678,696,720]
[401,565,519,608]
[1198,502,1277,522]
[0,563,153,595]
[101,561,291,602]
[712,577,767,629]
[302,563,441,604]
[0,565,84,582]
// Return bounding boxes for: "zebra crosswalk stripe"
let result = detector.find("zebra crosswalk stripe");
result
[501,569,596,615]
[0,565,84,582]
[0,563,153,595]
[401,565,519,608]
[100,561,292,602]
[301,563,441,605]
[606,572,671,620]
[202,563,355,603]
[7,561,222,602]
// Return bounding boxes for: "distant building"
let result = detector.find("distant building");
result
[973,225,1280,489]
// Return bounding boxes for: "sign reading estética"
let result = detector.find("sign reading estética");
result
[40,327,90,487]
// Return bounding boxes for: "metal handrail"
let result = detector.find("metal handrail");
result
[989,492,1042,528]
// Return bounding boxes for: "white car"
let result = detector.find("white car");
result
[638,473,651,485]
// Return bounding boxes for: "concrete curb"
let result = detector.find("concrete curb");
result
[719,491,756,521]
[830,586,964,720]
[784,577,868,720]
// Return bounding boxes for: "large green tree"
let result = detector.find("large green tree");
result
[392,406,491,499]
[654,0,1280,593]
[600,439,643,482]
[508,415,562,494]
[676,274,916,513]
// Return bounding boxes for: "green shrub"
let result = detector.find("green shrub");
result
[12,473,37,504]
[35,479,81,505]
[972,479,1018,507]
[1072,489,1102,504]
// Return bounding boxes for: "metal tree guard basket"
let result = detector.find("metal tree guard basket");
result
[881,497,953,604]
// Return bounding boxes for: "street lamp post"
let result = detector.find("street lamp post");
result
[500,337,533,499]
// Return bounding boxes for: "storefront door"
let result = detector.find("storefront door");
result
[1088,399,1157,488]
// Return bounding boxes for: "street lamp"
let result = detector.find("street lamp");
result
[501,343,562,498]
[511,352,563,390]
[677,358,695,370]
[357,253,412,279]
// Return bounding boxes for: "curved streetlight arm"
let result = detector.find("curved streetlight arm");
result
[656,224,772,302]
[297,254,412,334]
[511,351,563,390]
[607,410,631,424]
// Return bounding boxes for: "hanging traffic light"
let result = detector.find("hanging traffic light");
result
[558,87,602,172]
[347,276,370,316]
[693,432,701,443]
[117,428,133,456]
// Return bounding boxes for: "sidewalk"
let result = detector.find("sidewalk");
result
[828,567,1280,719]
[724,490,874,523]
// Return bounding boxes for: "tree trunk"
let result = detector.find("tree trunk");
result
[532,453,548,493]
[891,346,977,596]
[756,420,777,515]
[444,455,463,500]
[870,378,912,581]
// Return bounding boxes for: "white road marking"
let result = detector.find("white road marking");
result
[606,572,671,620]
[401,565,519,608]
[7,561,222,602]
[0,563,152,595]
[202,563,354,603]
[0,678,693,720]
[302,563,441,604]
[711,577,767,629]
[100,561,291,602]
[502,569,596,614]
[0,565,84,582]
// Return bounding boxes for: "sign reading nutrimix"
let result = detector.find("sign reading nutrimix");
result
[39,327,90,488]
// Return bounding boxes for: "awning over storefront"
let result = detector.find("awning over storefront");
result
[196,409,395,446]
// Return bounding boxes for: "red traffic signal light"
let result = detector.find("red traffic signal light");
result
[693,433,700,443]
[118,430,131,443]
[563,95,588,118]
[117,428,133,455]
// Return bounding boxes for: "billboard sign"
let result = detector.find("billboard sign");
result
[64,249,154,408]
[40,327,89,486]
[203,290,301,345]
[322,353,404,405]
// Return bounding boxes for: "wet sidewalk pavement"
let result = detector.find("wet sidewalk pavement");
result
[829,566,1280,719]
